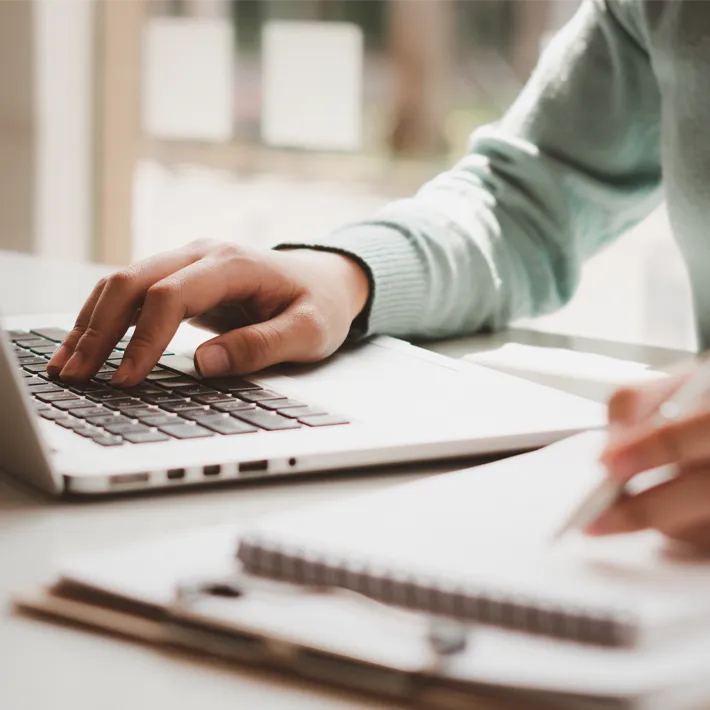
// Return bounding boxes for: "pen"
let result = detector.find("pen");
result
[553,356,710,541]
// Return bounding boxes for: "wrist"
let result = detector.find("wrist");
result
[305,250,371,321]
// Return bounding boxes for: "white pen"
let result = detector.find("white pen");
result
[554,356,710,541]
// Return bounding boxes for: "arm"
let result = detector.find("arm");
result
[292,0,663,340]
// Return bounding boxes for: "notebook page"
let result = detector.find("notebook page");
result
[242,432,710,628]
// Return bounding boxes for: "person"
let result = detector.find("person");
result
[47,0,710,547]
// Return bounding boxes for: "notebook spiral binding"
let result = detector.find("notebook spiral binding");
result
[237,537,636,648]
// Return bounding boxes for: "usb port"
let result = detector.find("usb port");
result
[203,464,221,477]
[109,472,149,486]
[167,468,185,480]
[239,460,268,474]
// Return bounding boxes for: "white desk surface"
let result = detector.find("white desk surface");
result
[0,250,688,710]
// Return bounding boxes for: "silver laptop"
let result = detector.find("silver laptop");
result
[0,313,605,496]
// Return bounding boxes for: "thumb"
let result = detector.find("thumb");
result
[195,305,328,376]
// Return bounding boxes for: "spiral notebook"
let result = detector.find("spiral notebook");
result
[238,432,710,648]
[20,522,710,710]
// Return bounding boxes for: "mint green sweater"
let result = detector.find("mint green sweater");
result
[315,0,710,349]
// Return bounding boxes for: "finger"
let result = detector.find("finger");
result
[112,257,236,385]
[586,466,710,538]
[607,373,688,428]
[667,521,710,551]
[59,242,210,381]
[46,278,107,375]
[602,408,710,482]
[195,303,329,377]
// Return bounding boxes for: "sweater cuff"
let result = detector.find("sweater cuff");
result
[275,225,428,339]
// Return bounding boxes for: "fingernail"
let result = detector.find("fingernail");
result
[47,344,70,373]
[60,351,84,380]
[111,358,133,386]
[196,345,230,377]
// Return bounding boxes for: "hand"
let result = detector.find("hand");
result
[47,240,370,386]
[587,361,710,549]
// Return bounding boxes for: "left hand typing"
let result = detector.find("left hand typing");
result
[586,362,710,550]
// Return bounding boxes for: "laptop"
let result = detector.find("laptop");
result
[0,313,605,496]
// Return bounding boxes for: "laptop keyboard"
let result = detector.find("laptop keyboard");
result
[9,328,349,446]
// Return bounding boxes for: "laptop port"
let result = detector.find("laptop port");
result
[203,464,221,477]
[239,460,268,474]
[109,472,149,486]
[167,468,186,480]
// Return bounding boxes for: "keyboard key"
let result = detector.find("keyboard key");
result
[103,398,143,411]
[119,406,158,419]
[299,414,350,427]
[54,399,94,411]
[28,384,63,395]
[29,344,60,356]
[72,426,101,438]
[17,355,48,366]
[179,410,217,421]
[192,393,234,405]
[92,372,115,382]
[202,376,261,392]
[69,382,107,393]
[145,371,183,382]
[238,390,283,403]
[172,384,216,397]
[40,409,67,421]
[259,398,306,411]
[194,416,258,436]
[17,338,52,348]
[278,406,328,419]
[160,401,208,414]
[153,376,194,389]
[210,400,257,413]
[87,390,131,403]
[56,418,86,430]
[105,350,125,361]
[120,384,163,397]
[159,423,214,440]
[139,414,179,427]
[86,414,122,427]
[91,436,124,447]
[103,422,150,436]
[122,431,171,444]
[35,391,79,403]
[142,393,186,405]
[232,410,301,431]
[30,327,68,342]
[8,330,34,341]
[24,363,52,374]
[70,407,109,419]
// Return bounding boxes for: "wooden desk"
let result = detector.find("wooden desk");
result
[0,250,688,710]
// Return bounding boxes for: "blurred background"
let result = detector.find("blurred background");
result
[0,0,695,350]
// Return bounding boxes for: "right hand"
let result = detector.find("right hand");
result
[47,240,371,387]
